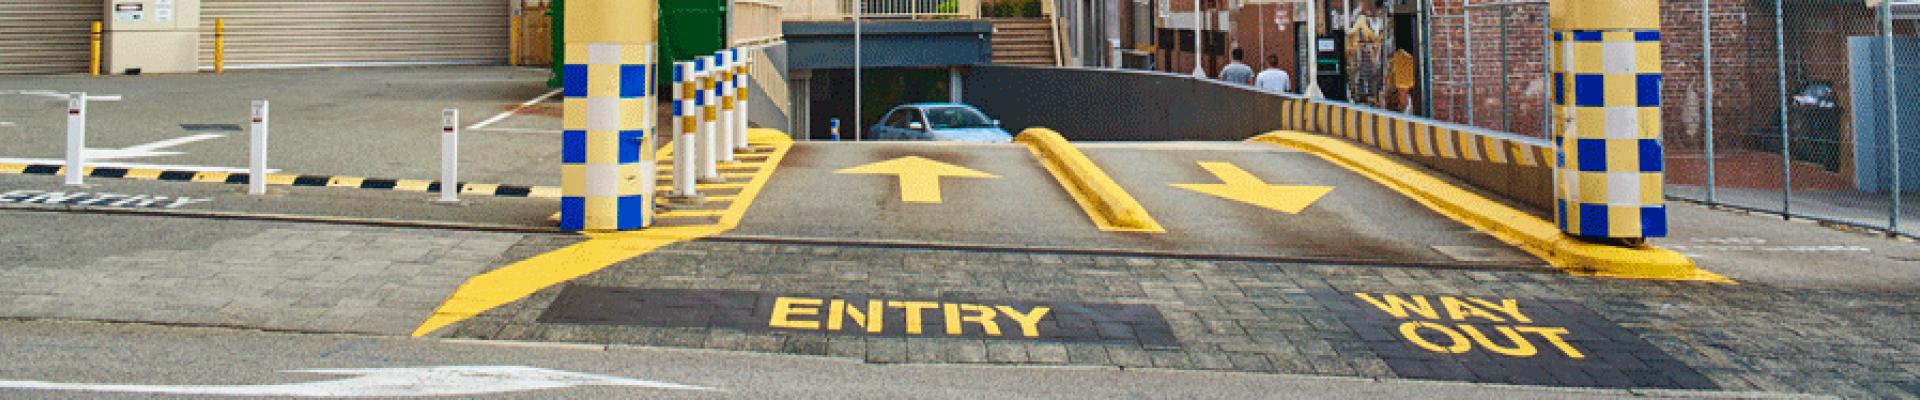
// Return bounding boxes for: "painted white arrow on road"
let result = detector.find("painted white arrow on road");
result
[0,366,716,397]
[81,133,224,161]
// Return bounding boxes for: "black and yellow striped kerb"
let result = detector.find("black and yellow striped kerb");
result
[0,163,563,199]
[1283,100,1556,169]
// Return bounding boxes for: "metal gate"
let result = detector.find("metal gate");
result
[198,0,510,69]
[0,0,102,75]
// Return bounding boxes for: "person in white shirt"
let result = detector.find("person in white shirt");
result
[1255,55,1292,94]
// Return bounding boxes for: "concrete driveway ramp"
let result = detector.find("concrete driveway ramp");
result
[736,141,1534,267]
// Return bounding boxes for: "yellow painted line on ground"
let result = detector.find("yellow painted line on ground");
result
[657,209,725,218]
[0,163,26,174]
[697,183,748,190]
[264,174,299,186]
[657,172,754,180]
[327,176,365,188]
[1016,128,1165,233]
[122,169,163,180]
[393,179,434,192]
[835,156,998,203]
[1249,131,1728,282]
[1171,161,1333,214]
[461,183,501,195]
[412,129,793,337]
[192,172,230,183]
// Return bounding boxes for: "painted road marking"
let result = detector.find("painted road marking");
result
[79,133,224,161]
[1171,161,1333,214]
[0,163,550,199]
[835,156,999,203]
[469,89,562,130]
[0,189,211,209]
[412,129,794,337]
[1313,291,1717,389]
[0,366,713,397]
[536,287,1177,346]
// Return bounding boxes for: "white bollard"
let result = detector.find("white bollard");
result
[715,50,737,164]
[697,56,724,183]
[734,48,752,153]
[64,92,86,186]
[670,61,702,200]
[439,109,460,203]
[248,100,269,195]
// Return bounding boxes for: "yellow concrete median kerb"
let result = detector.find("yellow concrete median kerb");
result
[1016,128,1166,233]
[1249,131,1730,283]
[410,129,794,337]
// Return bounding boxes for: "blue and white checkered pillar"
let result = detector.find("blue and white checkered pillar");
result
[560,0,656,232]
[1551,0,1666,240]
[733,48,753,152]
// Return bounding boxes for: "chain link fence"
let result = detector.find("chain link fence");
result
[1437,0,1917,236]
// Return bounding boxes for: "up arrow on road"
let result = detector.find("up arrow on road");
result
[1172,161,1334,214]
[837,156,999,203]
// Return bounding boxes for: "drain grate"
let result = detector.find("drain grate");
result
[179,123,242,132]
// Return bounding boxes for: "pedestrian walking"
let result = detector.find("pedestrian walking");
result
[1255,55,1292,94]
[1217,48,1254,85]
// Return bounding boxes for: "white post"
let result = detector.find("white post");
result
[716,50,738,163]
[853,0,863,141]
[671,61,702,200]
[64,92,86,186]
[439,109,460,203]
[698,56,725,183]
[734,48,752,153]
[1192,0,1204,77]
[248,100,269,195]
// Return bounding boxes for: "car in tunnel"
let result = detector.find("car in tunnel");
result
[868,103,1013,143]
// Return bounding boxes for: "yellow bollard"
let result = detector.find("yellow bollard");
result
[509,10,522,66]
[89,21,101,76]
[214,19,226,74]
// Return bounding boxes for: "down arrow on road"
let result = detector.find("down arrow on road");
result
[1172,161,1334,214]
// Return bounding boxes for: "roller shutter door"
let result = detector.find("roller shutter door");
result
[0,0,101,75]
[199,0,509,69]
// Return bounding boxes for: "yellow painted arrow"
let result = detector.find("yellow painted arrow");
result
[1172,161,1333,214]
[836,156,999,203]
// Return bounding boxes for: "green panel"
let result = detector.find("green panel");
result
[660,0,727,84]
[547,0,729,89]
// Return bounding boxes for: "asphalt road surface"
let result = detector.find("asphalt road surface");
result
[737,141,1531,267]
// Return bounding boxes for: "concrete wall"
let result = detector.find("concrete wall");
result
[962,64,1557,211]
[748,43,791,133]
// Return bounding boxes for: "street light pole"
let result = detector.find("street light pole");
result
[854,0,863,141]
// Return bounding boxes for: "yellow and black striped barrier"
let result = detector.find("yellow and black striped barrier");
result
[0,163,560,199]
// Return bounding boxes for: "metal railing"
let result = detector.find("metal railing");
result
[782,0,981,21]
[731,0,786,47]
[1424,0,1919,236]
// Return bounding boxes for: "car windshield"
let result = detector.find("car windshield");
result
[923,107,994,129]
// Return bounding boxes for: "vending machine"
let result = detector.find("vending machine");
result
[1314,31,1349,101]
[103,0,201,74]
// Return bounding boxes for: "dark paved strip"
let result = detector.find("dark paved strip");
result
[89,168,129,178]
[157,171,197,181]
[22,165,59,175]
[292,175,331,187]
[538,287,1179,347]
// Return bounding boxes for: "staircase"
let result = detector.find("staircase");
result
[990,18,1058,66]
